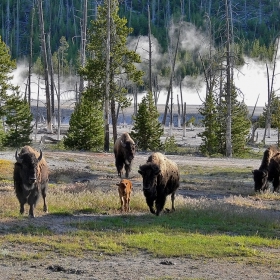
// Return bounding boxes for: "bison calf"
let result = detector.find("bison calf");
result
[14,145,49,217]
[114,132,136,178]
[138,152,180,216]
[116,179,133,212]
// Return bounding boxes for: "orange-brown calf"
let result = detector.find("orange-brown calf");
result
[116,179,133,212]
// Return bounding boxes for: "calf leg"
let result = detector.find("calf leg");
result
[120,197,124,212]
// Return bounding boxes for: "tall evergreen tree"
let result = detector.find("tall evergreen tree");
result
[218,84,251,156]
[79,0,143,146]
[131,91,163,151]
[63,97,104,151]
[198,90,220,155]
[4,92,33,147]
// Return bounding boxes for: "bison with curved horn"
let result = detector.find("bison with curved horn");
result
[252,146,278,192]
[138,152,180,216]
[14,145,49,217]
[114,132,136,178]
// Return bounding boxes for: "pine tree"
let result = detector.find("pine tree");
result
[63,97,104,151]
[218,84,251,156]
[198,91,220,155]
[131,91,163,151]
[80,0,143,145]
[4,93,33,147]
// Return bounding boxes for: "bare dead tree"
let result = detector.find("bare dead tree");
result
[225,0,232,157]
[37,0,52,133]
[79,0,87,96]
[263,37,280,143]
[104,0,111,151]
[27,4,35,107]
[162,22,182,126]
[148,5,152,94]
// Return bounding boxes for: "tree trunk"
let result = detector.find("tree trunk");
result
[27,5,35,107]
[104,0,111,150]
[37,0,52,133]
[225,0,232,157]
[263,37,279,143]
[162,22,182,126]
[79,0,87,96]
[148,5,152,93]
[47,33,55,117]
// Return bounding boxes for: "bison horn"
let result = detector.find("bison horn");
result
[121,140,126,148]
[37,149,43,161]
[15,149,23,164]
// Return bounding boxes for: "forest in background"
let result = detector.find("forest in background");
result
[1,0,280,65]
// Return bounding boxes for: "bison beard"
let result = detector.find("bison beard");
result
[13,146,49,217]
[138,152,180,216]
[114,132,136,178]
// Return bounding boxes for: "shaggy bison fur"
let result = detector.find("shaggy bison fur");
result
[267,152,280,192]
[252,146,278,192]
[138,152,180,216]
[114,132,136,178]
[13,145,49,217]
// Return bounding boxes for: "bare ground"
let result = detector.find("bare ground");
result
[1,150,280,280]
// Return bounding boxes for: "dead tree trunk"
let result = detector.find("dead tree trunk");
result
[104,0,111,151]
[79,0,87,96]
[37,0,52,133]
[225,0,232,157]
[162,23,182,126]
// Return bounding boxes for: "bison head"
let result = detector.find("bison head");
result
[252,169,268,192]
[15,149,43,188]
[138,163,160,192]
[121,140,136,164]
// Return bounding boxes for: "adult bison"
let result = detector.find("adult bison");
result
[267,152,280,192]
[14,145,49,217]
[114,132,136,178]
[138,152,180,216]
[252,146,278,192]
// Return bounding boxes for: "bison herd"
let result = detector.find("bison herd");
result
[12,134,278,218]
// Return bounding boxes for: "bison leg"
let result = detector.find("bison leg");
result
[41,184,48,213]
[171,192,176,211]
[20,203,25,214]
[145,197,156,214]
[115,157,124,178]
[155,195,166,216]
[273,176,280,192]
[28,204,35,218]
[124,164,131,178]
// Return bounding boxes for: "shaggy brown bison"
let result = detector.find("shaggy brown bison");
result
[114,132,136,178]
[252,146,278,192]
[116,179,133,212]
[13,145,49,217]
[138,152,180,216]
[267,152,280,192]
